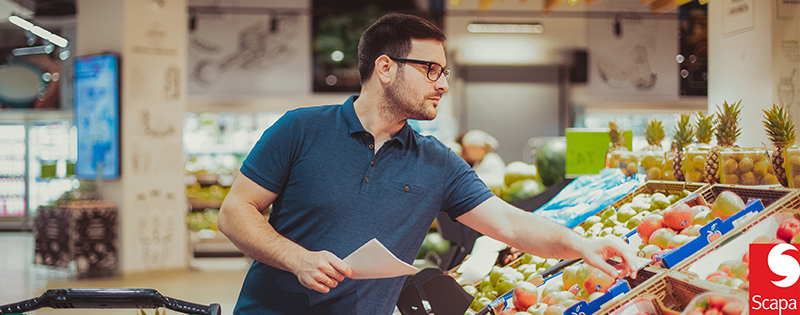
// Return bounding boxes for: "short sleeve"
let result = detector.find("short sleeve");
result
[441,149,495,221]
[240,111,299,194]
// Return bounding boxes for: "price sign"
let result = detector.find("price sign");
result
[565,128,632,177]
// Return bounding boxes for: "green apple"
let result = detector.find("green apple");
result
[598,208,615,220]
[489,266,505,286]
[528,303,548,315]
[616,207,637,222]
[463,285,478,296]
[573,226,585,235]
[496,273,519,295]
[612,226,631,237]
[519,253,534,265]
[518,264,539,279]
[694,210,714,225]
[529,255,546,268]
[541,258,559,270]
[626,215,644,230]
[582,216,602,229]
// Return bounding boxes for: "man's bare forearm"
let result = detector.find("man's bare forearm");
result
[218,199,306,273]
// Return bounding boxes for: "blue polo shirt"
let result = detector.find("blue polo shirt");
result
[234,95,494,315]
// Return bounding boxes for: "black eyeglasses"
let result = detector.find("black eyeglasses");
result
[389,56,451,82]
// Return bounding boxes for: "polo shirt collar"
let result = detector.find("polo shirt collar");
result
[343,95,412,150]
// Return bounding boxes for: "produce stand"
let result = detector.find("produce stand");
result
[0,288,221,315]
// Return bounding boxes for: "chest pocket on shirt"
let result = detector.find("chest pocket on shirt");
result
[388,180,424,197]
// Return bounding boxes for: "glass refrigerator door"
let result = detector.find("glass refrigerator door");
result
[28,120,77,218]
[0,123,26,225]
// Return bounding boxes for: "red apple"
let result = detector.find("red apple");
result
[512,281,540,311]
[663,202,694,231]
[708,294,728,310]
[776,218,800,243]
[584,268,615,295]
[637,214,665,242]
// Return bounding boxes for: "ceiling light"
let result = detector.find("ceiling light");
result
[467,23,543,34]
[11,45,53,56]
[8,15,69,48]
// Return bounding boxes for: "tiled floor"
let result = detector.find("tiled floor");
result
[0,232,249,315]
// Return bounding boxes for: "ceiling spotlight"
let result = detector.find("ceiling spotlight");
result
[9,16,69,48]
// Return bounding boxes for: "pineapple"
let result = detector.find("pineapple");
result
[683,112,715,182]
[642,119,672,180]
[606,122,628,168]
[608,122,639,176]
[643,119,666,151]
[704,101,742,184]
[672,114,695,181]
[763,104,796,187]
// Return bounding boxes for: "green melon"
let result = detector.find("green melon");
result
[536,139,567,186]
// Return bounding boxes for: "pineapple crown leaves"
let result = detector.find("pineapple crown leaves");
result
[695,111,716,144]
[644,119,666,146]
[714,100,742,147]
[673,113,695,148]
[762,103,797,146]
[608,121,625,147]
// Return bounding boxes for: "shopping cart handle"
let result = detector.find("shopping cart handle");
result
[0,289,221,315]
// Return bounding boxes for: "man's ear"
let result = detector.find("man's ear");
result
[374,55,395,84]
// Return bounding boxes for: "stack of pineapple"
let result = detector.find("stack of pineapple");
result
[763,104,800,187]
[681,112,715,183]
[640,120,675,180]
[671,113,695,181]
[607,122,638,177]
[704,101,778,185]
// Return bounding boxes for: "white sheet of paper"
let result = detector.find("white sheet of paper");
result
[343,238,419,279]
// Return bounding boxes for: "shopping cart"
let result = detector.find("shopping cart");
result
[0,288,221,315]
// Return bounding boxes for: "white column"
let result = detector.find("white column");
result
[76,0,189,273]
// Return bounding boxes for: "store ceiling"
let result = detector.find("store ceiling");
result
[4,0,74,17]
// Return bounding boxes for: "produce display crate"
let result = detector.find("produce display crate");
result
[596,273,710,315]
[627,184,796,269]
[695,183,795,208]
[479,260,632,315]
[670,190,800,291]
[606,181,708,211]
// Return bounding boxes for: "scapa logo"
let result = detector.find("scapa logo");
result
[751,243,800,315]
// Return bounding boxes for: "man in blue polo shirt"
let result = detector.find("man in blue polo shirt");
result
[218,13,637,315]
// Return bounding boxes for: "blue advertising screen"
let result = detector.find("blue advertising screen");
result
[74,54,120,180]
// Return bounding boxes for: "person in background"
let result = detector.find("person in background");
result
[218,12,637,315]
[458,129,506,185]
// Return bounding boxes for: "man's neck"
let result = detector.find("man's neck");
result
[353,92,406,145]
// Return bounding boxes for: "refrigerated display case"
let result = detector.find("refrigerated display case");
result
[0,110,77,230]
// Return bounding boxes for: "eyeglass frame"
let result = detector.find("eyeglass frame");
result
[388,56,451,82]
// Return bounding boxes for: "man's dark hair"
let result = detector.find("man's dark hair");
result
[357,13,446,84]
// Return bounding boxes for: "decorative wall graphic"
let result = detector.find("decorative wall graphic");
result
[187,13,310,96]
[596,42,657,91]
[779,68,796,108]
[587,1,678,99]
[134,189,180,268]
[131,142,152,174]
[141,109,176,138]
[164,65,180,101]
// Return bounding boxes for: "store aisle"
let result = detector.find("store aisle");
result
[0,232,249,315]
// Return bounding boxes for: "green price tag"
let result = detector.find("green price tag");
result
[565,128,632,176]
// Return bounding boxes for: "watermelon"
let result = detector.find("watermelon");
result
[536,138,567,186]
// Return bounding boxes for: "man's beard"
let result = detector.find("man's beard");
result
[384,70,441,122]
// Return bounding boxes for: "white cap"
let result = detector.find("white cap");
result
[462,129,499,149]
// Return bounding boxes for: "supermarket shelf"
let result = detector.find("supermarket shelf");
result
[190,230,243,258]
[0,109,73,122]
[0,215,28,231]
